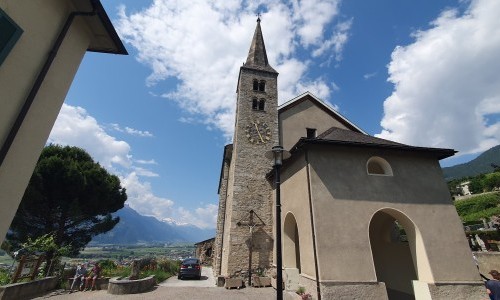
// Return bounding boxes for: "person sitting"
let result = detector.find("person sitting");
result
[84,262,102,291]
[486,270,500,300]
[70,263,87,292]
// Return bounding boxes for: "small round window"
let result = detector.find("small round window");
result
[367,156,393,176]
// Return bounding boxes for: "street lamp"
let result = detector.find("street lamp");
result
[266,145,290,300]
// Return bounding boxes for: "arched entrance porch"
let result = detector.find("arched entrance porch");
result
[283,212,301,290]
[369,208,433,300]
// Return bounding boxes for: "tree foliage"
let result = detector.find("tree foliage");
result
[7,145,127,257]
[448,172,500,196]
[454,192,500,222]
[21,233,71,258]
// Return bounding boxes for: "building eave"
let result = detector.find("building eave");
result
[71,0,128,55]
[290,137,457,160]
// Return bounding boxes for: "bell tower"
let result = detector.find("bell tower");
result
[214,18,279,279]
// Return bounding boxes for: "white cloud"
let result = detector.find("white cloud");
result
[135,159,157,165]
[363,72,377,80]
[292,0,341,47]
[116,0,348,140]
[377,0,500,155]
[120,172,174,220]
[175,204,218,229]
[110,123,154,137]
[312,19,352,60]
[48,104,132,169]
[133,167,159,177]
[50,104,217,228]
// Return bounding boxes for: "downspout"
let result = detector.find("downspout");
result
[0,5,97,168]
[305,148,322,300]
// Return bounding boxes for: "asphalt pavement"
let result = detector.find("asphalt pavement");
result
[35,267,276,300]
[159,264,216,287]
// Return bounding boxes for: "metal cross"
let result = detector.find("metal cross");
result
[237,210,264,286]
[256,12,262,22]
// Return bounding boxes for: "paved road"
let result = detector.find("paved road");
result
[36,267,276,300]
[159,265,215,287]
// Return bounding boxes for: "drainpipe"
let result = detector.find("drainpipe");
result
[0,5,97,169]
[305,149,322,300]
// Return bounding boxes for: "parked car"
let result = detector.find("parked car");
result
[178,258,201,280]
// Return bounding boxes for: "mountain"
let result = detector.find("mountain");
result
[91,205,215,245]
[442,144,500,181]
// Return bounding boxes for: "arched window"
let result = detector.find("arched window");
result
[253,79,259,91]
[367,156,393,176]
[258,80,266,92]
[258,99,265,111]
[252,98,258,110]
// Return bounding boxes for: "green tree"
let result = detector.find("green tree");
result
[484,173,500,191]
[469,175,485,194]
[7,145,127,259]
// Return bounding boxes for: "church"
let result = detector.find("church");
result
[213,19,484,299]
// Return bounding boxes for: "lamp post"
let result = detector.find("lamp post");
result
[266,145,290,300]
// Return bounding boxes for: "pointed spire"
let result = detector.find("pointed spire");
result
[244,18,277,73]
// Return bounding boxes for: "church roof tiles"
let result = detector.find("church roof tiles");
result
[291,127,456,159]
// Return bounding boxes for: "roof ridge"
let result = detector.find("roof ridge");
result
[317,126,406,146]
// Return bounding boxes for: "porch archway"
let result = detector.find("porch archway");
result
[369,208,432,300]
[284,212,301,272]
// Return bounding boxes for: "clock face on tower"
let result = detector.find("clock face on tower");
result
[245,120,271,144]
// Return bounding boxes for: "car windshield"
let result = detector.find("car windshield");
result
[183,259,199,264]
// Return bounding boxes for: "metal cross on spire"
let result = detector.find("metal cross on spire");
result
[256,12,262,22]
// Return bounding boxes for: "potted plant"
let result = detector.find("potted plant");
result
[297,286,312,300]
[224,276,243,289]
[252,268,271,287]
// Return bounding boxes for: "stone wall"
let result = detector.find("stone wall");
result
[107,276,155,295]
[427,282,486,300]
[218,65,278,278]
[213,145,232,276]
[0,276,58,300]
[475,251,500,276]
[320,281,388,299]
[195,238,214,265]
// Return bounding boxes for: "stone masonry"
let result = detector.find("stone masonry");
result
[214,19,279,280]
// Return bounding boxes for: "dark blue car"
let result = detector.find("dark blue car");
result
[178,258,201,280]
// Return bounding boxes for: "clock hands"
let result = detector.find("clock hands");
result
[253,122,265,143]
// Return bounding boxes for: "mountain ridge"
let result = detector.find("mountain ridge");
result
[442,144,500,181]
[92,205,215,245]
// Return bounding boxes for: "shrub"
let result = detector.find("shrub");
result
[0,269,11,286]
[98,259,117,270]
[140,269,170,284]
[157,258,179,274]
[454,192,500,221]
[101,265,130,278]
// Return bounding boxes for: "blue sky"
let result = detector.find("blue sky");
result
[48,0,500,228]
